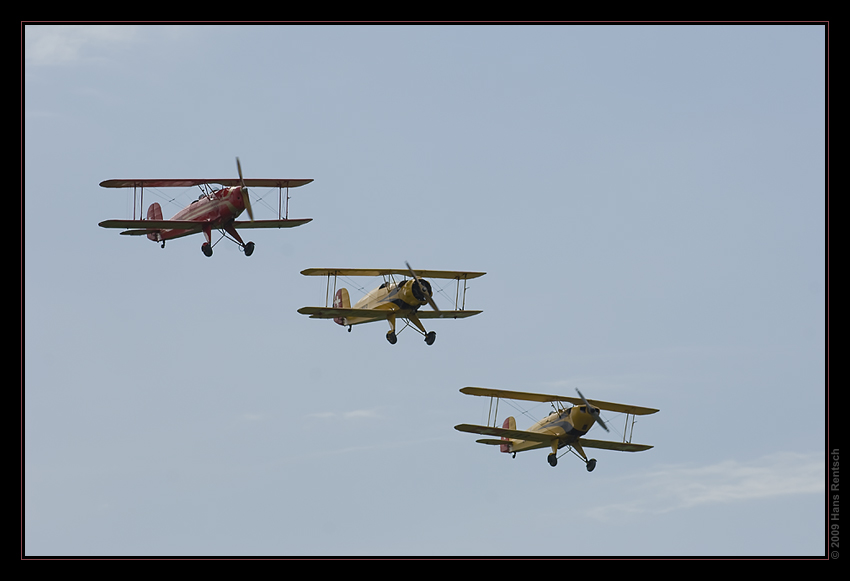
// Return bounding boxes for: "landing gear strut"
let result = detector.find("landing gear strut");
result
[386,315,398,345]
[548,445,599,471]
[199,232,255,258]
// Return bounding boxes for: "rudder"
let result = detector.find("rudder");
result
[500,416,516,453]
[146,202,163,242]
[333,288,350,326]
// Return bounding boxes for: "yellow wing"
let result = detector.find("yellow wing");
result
[415,310,482,319]
[576,438,654,452]
[460,387,659,416]
[298,307,481,321]
[297,307,391,321]
[454,423,562,443]
[300,268,485,280]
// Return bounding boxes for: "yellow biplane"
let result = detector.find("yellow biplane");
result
[297,263,485,345]
[455,387,658,470]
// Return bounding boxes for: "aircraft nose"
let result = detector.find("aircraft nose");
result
[233,186,253,220]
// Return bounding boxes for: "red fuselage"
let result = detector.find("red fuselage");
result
[156,186,249,241]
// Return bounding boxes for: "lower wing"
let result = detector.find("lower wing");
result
[415,310,482,319]
[99,220,202,231]
[297,307,481,321]
[297,307,392,322]
[577,438,653,452]
[454,423,561,443]
[233,219,312,229]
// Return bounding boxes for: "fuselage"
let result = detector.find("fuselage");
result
[158,186,249,241]
[343,278,433,326]
[509,405,600,453]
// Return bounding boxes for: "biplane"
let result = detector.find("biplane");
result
[455,387,658,470]
[98,158,312,257]
[297,263,485,345]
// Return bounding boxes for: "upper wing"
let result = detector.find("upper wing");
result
[100,179,313,189]
[459,387,659,416]
[454,423,561,443]
[300,268,485,280]
[460,387,565,403]
[297,307,391,321]
[98,219,203,231]
[576,438,654,452]
[233,219,312,229]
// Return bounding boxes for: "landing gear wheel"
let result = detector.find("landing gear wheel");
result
[586,458,597,472]
[386,331,397,345]
[243,241,255,256]
[425,331,436,345]
[201,242,213,257]
[547,453,558,467]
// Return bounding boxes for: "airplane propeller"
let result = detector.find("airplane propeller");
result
[576,388,609,432]
[405,261,440,312]
[236,156,254,221]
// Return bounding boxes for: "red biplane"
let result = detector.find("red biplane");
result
[98,158,313,257]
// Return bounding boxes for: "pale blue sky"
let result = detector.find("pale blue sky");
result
[24,24,826,556]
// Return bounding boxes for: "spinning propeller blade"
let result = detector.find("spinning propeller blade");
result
[236,156,253,221]
[576,388,609,432]
[405,261,439,311]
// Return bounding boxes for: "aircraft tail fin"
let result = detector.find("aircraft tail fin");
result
[146,203,163,242]
[333,288,351,326]
[500,416,516,453]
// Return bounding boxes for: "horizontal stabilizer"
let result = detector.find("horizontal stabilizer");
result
[475,439,508,446]
[460,387,659,416]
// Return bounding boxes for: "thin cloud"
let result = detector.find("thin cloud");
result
[586,452,824,520]
[306,409,382,420]
[24,24,137,66]
[343,409,381,419]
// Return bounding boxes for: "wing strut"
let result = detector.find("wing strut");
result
[488,392,500,427]
[135,183,142,220]
[623,412,640,444]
